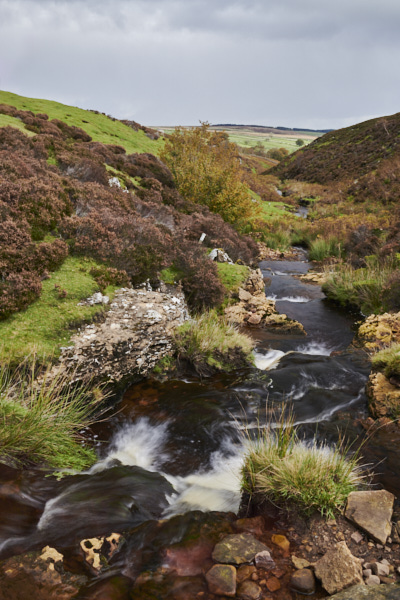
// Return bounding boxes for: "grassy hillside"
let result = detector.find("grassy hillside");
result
[0,90,162,154]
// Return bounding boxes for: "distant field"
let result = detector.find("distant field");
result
[159,124,320,154]
[0,90,162,155]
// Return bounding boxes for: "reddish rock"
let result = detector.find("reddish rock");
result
[205,564,236,597]
[266,576,281,592]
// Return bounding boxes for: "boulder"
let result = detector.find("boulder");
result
[205,564,236,597]
[358,312,400,352]
[345,490,394,545]
[212,533,269,565]
[314,541,363,595]
[366,372,400,419]
[290,569,316,595]
[328,583,400,599]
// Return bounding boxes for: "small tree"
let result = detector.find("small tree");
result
[296,139,305,147]
[161,123,258,230]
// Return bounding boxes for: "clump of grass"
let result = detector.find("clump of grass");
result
[173,310,254,374]
[242,406,365,518]
[0,360,107,471]
[216,263,249,295]
[371,343,400,379]
[308,235,343,261]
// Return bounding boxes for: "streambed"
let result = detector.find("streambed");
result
[1,252,399,594]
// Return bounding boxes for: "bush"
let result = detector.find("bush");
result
[0,271,42,319]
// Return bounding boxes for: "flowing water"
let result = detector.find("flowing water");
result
[1,252,399,572]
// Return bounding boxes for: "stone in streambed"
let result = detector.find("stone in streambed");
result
[237,580,262,599]
[328,583,400,599]
[314,541,363,595]
[254,550,275,570]
[271,533,290,553]
[205,564,236,597]
[212,533,269,565]
[290,569,316,595]
[345,490,394,545]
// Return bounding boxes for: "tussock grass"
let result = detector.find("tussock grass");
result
[371,343,400,379]
[308,236,343,261]
[242,406,365,518]
[0,361,106,470]
[173,310,254,373]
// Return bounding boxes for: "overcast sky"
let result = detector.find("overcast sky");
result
[1,0,399,129]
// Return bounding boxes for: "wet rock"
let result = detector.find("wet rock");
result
[205,564,236,597]
[290,569,316,595]
[271,533,290,553]
[171,575,208,600]
[237,579,262,599]
[266,576,281,592]
[329,583,400,599]
[237,565,257,582]
[233,517,264,537]
[254,550,275,570]
[76,575,132,599]
[314,541,363,595]
[212,533,269,565]
[0,548,87,600]
[345,490,394,545]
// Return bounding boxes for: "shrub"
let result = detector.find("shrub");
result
[242,407,365,518]
[0,271,42,319]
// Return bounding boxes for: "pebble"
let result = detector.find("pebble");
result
[365,575,381,586]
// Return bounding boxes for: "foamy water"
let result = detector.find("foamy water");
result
[254,349,286,370]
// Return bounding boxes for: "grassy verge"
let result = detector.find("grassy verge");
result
[0,361,106,470]
[371,343,400,379]
[0,90,163,155]
[173,310,255,375]
[242,407,365,518]
[322,257,400,315]
[0,256,117,366]
[217,263,250,295]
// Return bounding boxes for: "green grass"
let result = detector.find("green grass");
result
[0,361,106,470]
[173,310,254,373]
[242,406,365,518]
[217,263,249,295]
[0,90,163,155]
[0,113,35,136]
[0,256,116,365]
[308,236,343,261]
[371,343,400,379]
[256,201,291,221]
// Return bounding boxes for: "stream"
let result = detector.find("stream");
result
[1,252,399,587]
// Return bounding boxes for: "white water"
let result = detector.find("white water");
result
[295,341,333,356]
[254,349,286,370]
[267,294,311,303]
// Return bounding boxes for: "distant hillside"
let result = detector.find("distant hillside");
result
[273,112,400,205]
[0,90,162,155]
[212,124,330,136]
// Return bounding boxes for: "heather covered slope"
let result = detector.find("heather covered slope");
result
[0,90,162,154]
[0,100,258,357]
[274,111,400,205]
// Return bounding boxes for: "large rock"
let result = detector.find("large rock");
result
[329,583,400,599]
[314,541,363,595]
[212,533,269,565]
[237,580,262,599]
[358,312,400,351]
[345,490,394,545]
[366,371,400,419]
[290,569,316,595]
[205,564,236,597]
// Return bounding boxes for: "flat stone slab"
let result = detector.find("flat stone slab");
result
[314,541,363,595]
[212,533,269,565]
[329,583,400,599]
[345,490,395,545]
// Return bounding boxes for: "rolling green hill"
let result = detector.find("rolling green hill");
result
[0,90,162,154]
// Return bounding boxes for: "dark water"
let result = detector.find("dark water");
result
[1,254,398,563]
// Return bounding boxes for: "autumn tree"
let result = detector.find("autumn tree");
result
[161,123,258,231]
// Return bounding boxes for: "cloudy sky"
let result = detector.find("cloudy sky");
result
[1,0,399,129]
